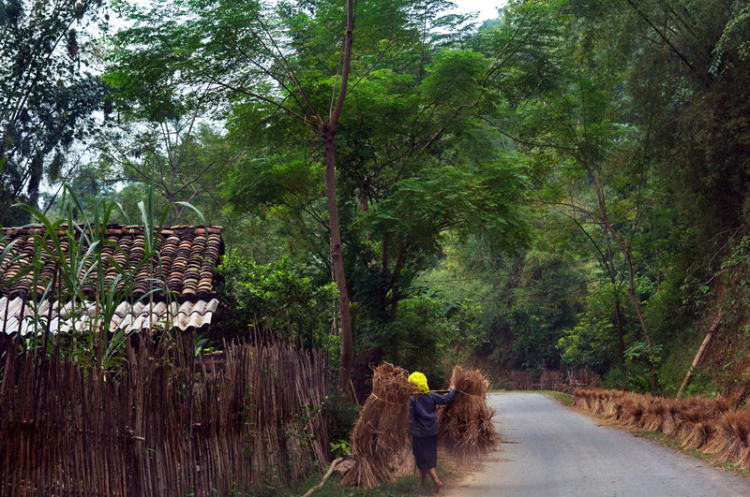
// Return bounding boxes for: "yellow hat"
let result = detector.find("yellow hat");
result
[408,371,429,393]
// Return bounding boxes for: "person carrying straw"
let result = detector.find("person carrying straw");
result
[407,371,457,493]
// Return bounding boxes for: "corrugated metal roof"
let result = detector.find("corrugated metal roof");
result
[0,296,219,335]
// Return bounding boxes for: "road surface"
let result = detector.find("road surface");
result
[445,393,750,497]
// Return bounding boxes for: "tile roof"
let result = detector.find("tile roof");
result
[0,224,224,334]
[0,297,220,335]
[0,224,223,300]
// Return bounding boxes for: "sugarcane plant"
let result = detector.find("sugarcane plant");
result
[4,185,207,374]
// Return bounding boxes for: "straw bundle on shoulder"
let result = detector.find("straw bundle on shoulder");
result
[391,444,417,477]
[342,363,418,488]
[438,366,499,460]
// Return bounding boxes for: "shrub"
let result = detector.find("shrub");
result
[212,252,336,348]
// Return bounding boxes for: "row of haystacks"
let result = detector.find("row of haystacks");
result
[573,389,750,466]
[343,364,499,488]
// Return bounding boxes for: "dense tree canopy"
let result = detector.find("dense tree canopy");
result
[0,0,109,225]
[10,0,750,395]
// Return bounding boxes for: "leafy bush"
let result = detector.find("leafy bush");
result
[388,294,472,386]
[212,252,337,348]
[324,389,360,456]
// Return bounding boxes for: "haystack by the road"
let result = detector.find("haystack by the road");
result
[342,363,418,488]
[438,366,499,459]
[573,389,750,468]
[674,397,729,450]
[704,410,750,465]
[675,399,717,450]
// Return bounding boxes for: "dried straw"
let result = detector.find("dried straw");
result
[342,363,418,488]
[674,397,729,449]
[391,444,417,477]
[572,389,750,468]
[438,366,499,460]
[676,402,715,450]
[640,397,666,432]
[704,410,750,464]
[617,395,647,427]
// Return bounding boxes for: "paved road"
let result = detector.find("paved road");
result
[445,393,750,497]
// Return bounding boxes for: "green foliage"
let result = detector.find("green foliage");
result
[329,439,352,459]
[323,389,360,456]
[93,122,232,224]
[100,0,537,400]
[3,186,199,372]
[0,0,109,224]
[558,279,631,373]
[212,252,337,348]
[421,49,487,107]
[387,293,470,384]
[221,155,324,215]
[73,0,750,397]
[597,341,663,392]
[712,3,750,72]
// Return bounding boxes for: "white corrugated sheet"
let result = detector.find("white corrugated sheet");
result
[0,296,219,335]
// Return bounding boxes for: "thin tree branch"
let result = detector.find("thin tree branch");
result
[474,114,579,151]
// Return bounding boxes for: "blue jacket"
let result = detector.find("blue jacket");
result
[408,389,458,437]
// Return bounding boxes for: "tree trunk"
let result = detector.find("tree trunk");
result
[613,291,626,372]
[569,207,628,372]
[324,127,355,393]
[326,0,356,396]
[605,236,627,372]
[592,175,659,391]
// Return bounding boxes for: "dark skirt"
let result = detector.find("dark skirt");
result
[411,434,438,470]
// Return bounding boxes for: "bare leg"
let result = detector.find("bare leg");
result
[419,468,427,487]
[428,468,443,493]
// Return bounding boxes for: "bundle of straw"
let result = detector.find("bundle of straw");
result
[438,366,499,459]
[640,397,668,432]
[391,444,417,477]
[703,410,750,464]
[675,400,716,450]
[616,394,647,427]
[342,363,419,488]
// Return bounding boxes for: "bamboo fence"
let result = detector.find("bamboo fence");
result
[0,339,329,496]
[508,369,600,392]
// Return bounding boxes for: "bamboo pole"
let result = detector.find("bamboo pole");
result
[677,310,723,398]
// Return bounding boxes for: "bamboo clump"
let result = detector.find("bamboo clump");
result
[438,366,499,460]
[342,363,419,488]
